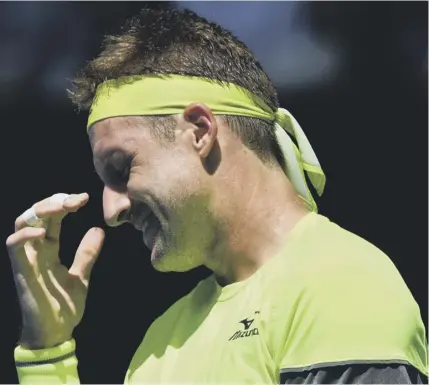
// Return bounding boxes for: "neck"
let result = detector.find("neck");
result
[205,153,310,286]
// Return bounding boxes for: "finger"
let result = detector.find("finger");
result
[6,227,47,250]
[69,227,105,286]
[15,193,89,231]
[15,193,89,241]
[6,227,47,274]
[48,193,89,240]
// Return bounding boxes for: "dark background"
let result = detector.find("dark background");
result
[0,2,427,383]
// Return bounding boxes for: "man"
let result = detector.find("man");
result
[7,7,428,384]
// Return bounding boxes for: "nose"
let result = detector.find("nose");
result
[102,185,131,227]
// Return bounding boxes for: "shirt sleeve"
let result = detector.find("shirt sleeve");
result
[14,339,80,384]
[279,362,428,384]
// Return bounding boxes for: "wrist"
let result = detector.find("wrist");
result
[19,329,73,350]
[15,338,76,366]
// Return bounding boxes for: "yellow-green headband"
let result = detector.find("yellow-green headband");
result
[88,74,325,212]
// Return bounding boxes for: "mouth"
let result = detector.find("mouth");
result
[131,205,161,250]
[141,211,161,250]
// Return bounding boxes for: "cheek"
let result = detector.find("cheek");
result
[152,154,198,196]
[129,150,201,209]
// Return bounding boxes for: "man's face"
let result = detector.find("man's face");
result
[90,116,215,272]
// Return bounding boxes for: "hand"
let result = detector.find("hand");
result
[6,193,105,349]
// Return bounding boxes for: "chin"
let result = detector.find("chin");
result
[150,241,203,273]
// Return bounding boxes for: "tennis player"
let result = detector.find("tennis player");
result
[7,8,428,384]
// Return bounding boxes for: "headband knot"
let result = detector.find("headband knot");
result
[274,108,325,211]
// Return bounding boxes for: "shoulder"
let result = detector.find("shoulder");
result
[266,214,427,377]
[270,214,418,311]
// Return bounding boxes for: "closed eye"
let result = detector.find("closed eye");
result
[98,153,134,191]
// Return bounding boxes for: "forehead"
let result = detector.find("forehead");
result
[89,117,148,156]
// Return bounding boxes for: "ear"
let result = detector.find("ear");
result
[183,103,218,159]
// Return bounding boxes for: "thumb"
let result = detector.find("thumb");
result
[69,227,105,287]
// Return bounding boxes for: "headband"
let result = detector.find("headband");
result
[88,75,325,212]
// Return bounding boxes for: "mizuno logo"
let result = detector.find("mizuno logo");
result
[239,318,254,330]
[229,317,259,341]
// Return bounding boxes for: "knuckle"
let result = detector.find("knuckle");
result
[83,246,98,256]
[6,233,19,249]
[15,204,35,231]
[32,201,45,213]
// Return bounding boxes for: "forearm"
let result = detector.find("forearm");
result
[15,339,80,384]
